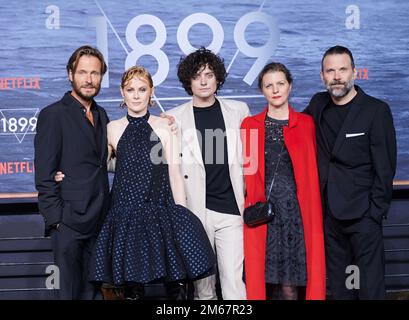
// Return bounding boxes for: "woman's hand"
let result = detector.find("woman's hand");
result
[54,171,65,182]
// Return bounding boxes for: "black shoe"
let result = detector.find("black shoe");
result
[166,282,187,300]
[125,284,145,300]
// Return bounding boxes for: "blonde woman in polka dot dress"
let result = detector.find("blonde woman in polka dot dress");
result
[89,66,216,299]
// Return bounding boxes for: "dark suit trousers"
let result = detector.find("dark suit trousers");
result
[50,223,97,300]
[324,210,386,300]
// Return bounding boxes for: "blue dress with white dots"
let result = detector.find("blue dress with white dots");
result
[90,112,215,286]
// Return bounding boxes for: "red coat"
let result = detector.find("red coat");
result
[241,106,326,300]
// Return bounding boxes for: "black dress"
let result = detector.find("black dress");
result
[264,116,307,286]
[90,112,215,286]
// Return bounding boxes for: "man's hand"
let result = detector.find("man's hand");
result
[52,172,63,230]
[160,113,178,133]
[54,171,65,182]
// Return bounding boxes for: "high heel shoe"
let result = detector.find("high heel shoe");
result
[166,282,187,300]
[125,284,145,300]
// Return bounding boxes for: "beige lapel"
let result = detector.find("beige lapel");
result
[179,101,205,169]
[219,99,237,169]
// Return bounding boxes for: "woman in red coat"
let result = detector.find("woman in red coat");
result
[241,62,326,300]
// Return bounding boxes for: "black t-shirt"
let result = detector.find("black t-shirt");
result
[322,97,355,151]
[193,99,240,215]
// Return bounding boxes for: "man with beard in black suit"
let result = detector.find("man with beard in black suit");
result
[35,46,110,299]
[304,45,396,299]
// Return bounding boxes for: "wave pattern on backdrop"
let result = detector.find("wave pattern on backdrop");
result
[0,0,408,193]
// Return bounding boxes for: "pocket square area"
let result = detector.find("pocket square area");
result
[346,132,366,138]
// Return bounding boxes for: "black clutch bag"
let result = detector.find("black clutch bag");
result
[243,201,275,227]
[243,143,284,228]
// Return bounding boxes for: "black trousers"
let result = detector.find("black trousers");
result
[324,211,386,300]
[50,223,97,300]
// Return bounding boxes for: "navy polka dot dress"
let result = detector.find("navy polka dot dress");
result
[90,112,215,286]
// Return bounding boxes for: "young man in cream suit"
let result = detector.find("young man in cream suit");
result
[167,48,248,300]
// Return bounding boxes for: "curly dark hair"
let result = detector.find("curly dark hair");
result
[177,47,227,96]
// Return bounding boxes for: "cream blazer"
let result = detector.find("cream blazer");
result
[167,98,250,225]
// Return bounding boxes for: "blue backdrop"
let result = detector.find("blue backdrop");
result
[0,0,408,193]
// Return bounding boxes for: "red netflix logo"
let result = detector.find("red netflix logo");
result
[356,68,369,80]
[0,77,41,90]
[0,161,34,175]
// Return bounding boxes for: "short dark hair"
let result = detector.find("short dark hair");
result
[321,45,355,71]
[258,62,293,90]
[66,45,107,75]
[177,47,226,96]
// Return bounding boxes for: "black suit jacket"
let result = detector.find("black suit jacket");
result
[304,85,396,221]
[35,92,110,235]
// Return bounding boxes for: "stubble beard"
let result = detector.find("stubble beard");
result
[71,80,101,102]
[326,78,354,98]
